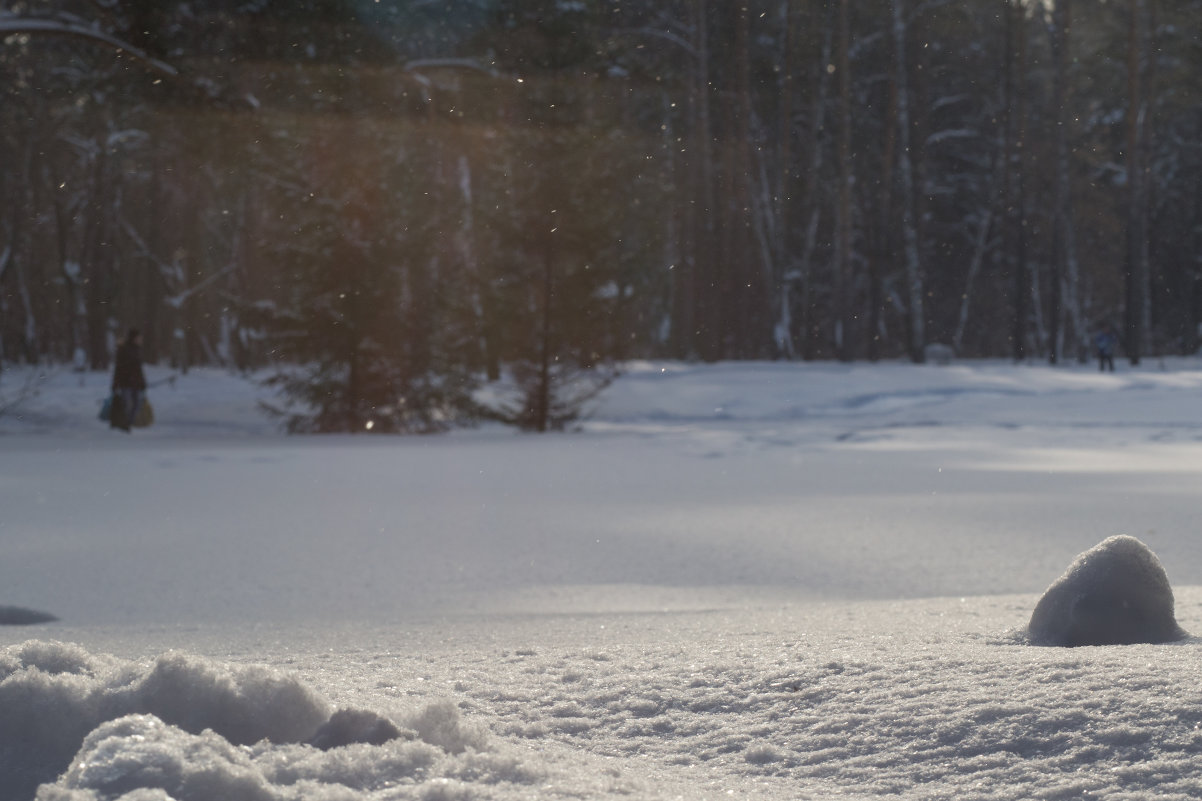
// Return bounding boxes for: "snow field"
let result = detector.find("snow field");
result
[5,358,1202,799]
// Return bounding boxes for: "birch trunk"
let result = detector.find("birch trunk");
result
[798,2,832,360]
[891,0,924,362]
[773,0,802,359]
[1124,0,1150,364]
[1049,0,1084,364]
[834,0,853,360]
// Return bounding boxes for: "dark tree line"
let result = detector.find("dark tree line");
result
[3,1,1202,431]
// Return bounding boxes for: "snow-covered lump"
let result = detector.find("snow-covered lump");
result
[0,641,495,801]
[0,605,57,625]
[1028,535,1186,647]
[309,707,409,751]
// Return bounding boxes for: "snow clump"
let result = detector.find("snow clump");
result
[0,640,502,801]
[0,605,58,625]
[1027,535,1186,647]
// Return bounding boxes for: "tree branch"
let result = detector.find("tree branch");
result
[0,15,179,77]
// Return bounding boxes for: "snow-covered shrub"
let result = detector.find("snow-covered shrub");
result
[476,361,615,432]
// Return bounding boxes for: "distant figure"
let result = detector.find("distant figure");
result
[1095,324,1117,372]
[923,342,955,366]
[111,328,147,431]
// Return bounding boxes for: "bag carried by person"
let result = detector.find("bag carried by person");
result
[134,398,154,428]
[99,395,113,422]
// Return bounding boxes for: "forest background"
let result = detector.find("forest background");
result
[1,0,1199,432]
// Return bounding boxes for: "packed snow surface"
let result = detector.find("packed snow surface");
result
[4,358,1202,799]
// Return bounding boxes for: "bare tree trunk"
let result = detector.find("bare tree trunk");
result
[1048,1,1067,363]
[1125,0,1150,364]
[1005,0,1030,362]
[1192,169,1202,356]
[869,53,898,362]
[457,154,496,380]
[891,0,924,363]
[687,0,721,358]
[83,135,115,370]
[10,133,39,364]
[534,232,555,433]
[798,1,833,361]
[142,149,166,365]
[692,0,719,361]
[1143,0,1160,354]
[834,0,854,361]
[1047,0,1086,364]
[0,244,7,369]
[732,3,771,358]
[952,207,995,354]
[667,88,695,360]
[774,0,802,359]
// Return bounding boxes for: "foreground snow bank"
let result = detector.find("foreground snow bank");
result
[0,641,507,801]
[9,591,1202,801]
[1028,535,1186,647]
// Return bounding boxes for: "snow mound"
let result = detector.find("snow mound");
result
[1028,535,1187,647]
[38,712,442,801]
[0,641,325,800]
[43,714,277,801]
[309,708,408,751]
[1,641,509,801]
[39,709,522,801]
[0,605,58,625]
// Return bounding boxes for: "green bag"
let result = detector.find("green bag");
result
[134,397,154,428]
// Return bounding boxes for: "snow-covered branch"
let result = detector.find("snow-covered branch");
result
[925,128,980,147]
[165,261,240,310]
[0,14,179,77]
[403,58,499,76]
[611,27,699,60]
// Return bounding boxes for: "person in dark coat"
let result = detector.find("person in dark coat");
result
[111,328,147,431]
[1095,323,1117,373]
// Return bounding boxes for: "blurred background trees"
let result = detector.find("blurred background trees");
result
[3,0,1202,429]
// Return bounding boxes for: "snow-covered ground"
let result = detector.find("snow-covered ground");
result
[4,357,1202,800]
